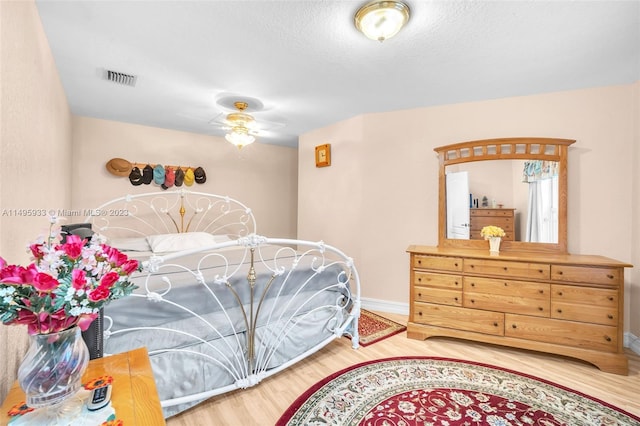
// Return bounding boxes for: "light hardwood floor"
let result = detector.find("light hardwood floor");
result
[166,312,640,425]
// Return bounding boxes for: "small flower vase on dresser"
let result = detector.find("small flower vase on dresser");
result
[488,237,501,255]
[17,326,90,421]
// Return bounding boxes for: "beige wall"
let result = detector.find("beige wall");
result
[0,0,73,400]
[299,84,639,338]
[71,116,298,239]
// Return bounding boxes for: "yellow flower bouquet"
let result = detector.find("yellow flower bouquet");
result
[480,225,506,239]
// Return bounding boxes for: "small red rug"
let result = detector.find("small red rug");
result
[356,310,406,347]
[276,357,640,425]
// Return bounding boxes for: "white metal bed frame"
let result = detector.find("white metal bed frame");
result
[84,189,360,416]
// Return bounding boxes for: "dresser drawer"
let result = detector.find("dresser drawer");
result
[414,271,461,289]
[470,216,514,230]
[414,287,462,306]
[463,277,549,317]
[470,209,513,217]
[464,259,550,280]
[413,302,504,335]
[413,255,462,272]
[551,265,621,285]
[550,301,618,326]
[551,285,618,305]
[551,284,618,326]
[505,314,618,352]
[469,231,515,241]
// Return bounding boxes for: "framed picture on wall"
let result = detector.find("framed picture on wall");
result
[315,143,331,167]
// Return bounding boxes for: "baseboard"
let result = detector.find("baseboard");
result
[360,297,409,315]
[625,332,640,355]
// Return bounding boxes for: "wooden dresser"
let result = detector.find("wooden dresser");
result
[469,208,515,240]
[407,246,632,375]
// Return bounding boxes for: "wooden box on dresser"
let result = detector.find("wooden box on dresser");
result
[406,245,632,375]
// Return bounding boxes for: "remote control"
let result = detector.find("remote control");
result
[87,384,112,411]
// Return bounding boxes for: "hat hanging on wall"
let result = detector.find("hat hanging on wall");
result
[174,168,185,187]
[194,167,206,184]
[161,167,175,190]
[184,168,195,186]
[142,164,154,184]
[128,166,143,186]
[153,164,165,185]
[105,158,132,177]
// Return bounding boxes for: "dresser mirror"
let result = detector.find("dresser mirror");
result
[436,137,575,253]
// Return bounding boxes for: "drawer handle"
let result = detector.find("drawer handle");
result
[455,281,459,286]
[557,271,563,275]
[454,297,459,301]
[418,311,423,316]
[607,274,614,279]
[503,267,508,271]
[538,307,543,311]
[418,293,422,298]
[605,336,612,342]
[538,290,544,294]
[557,309,562,313]
[454,263,459,267]
[608,296,614,301]
[470,299,475,304]
[471,283,475,287]
[418,260,422,265]
[504,282,508,287]
[538,269,544,274]
[418,277,422,282]
[511,324,517,329]
[608,314,614,319]
[558,291,563,296]
[493,322,498,327]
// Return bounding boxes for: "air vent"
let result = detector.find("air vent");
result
[104,69,137,87]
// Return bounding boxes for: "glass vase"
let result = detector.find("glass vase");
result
[18,326,90,413]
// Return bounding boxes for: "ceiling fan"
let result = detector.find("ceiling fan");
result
[209,96,284,149]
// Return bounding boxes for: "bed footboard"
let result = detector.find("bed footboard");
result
[102,234,360,417]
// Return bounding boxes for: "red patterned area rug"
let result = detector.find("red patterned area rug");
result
[356,310,406,347]
[276,357,640,425]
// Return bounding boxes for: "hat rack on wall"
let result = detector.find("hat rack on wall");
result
[130,162,197,171]
[105,158,207,188]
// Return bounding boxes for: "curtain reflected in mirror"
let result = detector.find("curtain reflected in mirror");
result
[523,160,558,243]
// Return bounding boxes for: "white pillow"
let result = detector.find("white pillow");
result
[108,237,151,252]
[146,232,230,253]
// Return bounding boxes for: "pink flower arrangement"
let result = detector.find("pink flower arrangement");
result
[0,222,139,335]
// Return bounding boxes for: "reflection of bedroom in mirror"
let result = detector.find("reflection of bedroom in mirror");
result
[436,137,575,254]
[445,159,560,243]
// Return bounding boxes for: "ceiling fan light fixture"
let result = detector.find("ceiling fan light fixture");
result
[226,112,255,128]
[222,101,258,148]
[225,126,255,149]
[355,1,410,42]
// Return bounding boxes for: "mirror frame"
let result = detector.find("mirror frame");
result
[436,137,575,254]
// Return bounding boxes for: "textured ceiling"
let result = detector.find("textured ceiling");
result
[35,0,640,148]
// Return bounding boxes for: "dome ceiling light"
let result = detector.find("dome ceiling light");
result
[354,1,410,42]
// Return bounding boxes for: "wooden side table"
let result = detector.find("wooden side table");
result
[1,347,165,425]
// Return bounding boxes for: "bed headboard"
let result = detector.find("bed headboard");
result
[84,189,257,239]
